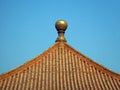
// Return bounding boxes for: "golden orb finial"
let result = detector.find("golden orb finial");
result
[55,20,68,42]
[55,20,68,31]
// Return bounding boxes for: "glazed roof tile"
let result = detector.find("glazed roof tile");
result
[0,42,120,90]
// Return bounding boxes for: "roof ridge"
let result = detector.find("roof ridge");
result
[0,42,59,79]
[0,42,120,80]
[64,43,120,79]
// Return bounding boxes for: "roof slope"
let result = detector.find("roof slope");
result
[0,42,120,90]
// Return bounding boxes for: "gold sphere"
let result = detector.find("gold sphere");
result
[55,20,68,31]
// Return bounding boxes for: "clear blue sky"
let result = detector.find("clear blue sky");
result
[0,0,120,74]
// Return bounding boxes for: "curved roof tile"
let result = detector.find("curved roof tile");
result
[0,42,120,90]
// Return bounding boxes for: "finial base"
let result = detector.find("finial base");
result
[55,36,67,42]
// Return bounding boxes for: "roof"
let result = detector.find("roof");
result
[0,20,120,90]
[0,42,120,90]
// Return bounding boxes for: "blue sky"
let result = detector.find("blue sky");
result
[0,0,120,74]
